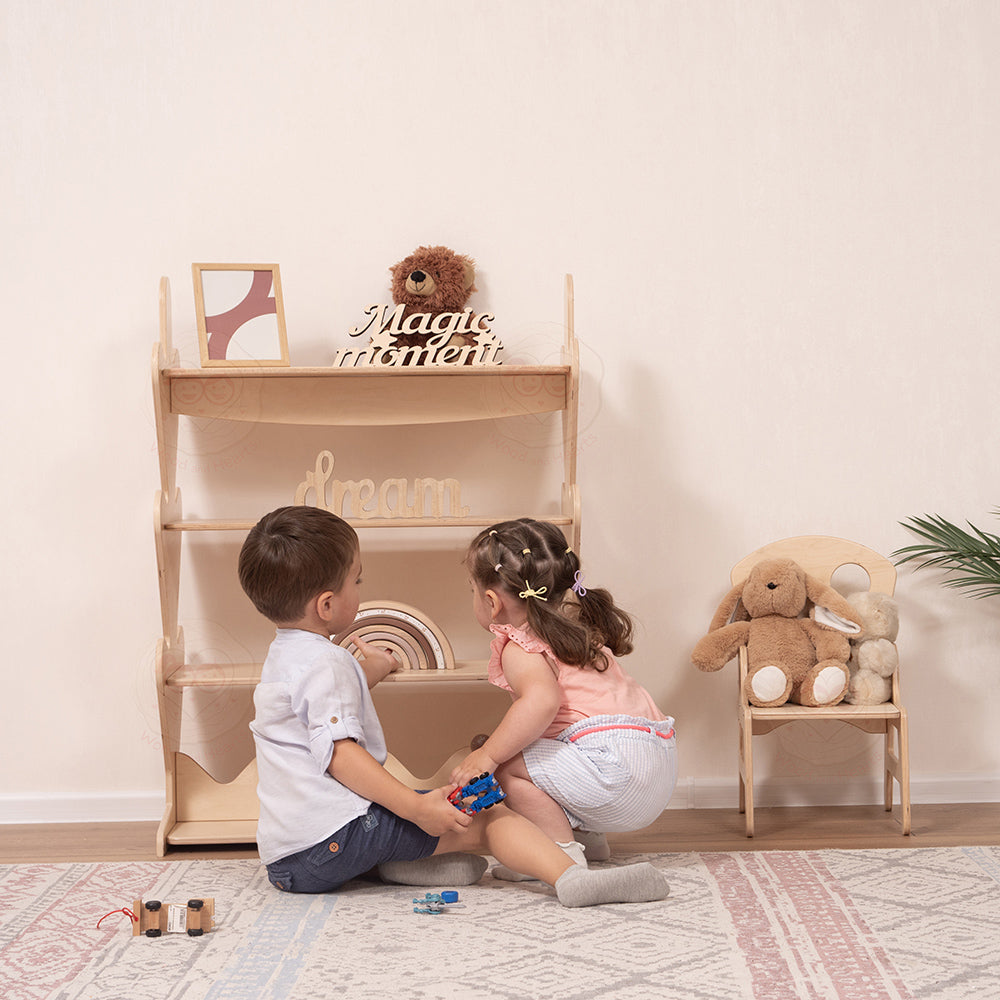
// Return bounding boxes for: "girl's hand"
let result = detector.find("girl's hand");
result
[354,638,400,688]
[410,786,473,837]
[450,747,500,791]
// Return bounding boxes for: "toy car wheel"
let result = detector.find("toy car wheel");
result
[188,899,204,910]
[145,900,161,911]
[188,928,204,937]
[145,928,161,937]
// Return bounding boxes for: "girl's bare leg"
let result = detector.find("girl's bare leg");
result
[434,804,669,906]
[437,802,575,886]
[495,754,574,843]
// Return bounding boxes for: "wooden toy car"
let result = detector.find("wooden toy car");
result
[132,897,215,937]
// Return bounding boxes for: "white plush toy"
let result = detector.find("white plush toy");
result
[843,591,899,705]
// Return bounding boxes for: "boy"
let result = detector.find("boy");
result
[239,505,669,907]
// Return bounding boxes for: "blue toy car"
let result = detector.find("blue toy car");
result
[448,773,507,815]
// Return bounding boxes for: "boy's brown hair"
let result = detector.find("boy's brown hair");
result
[239,506,358,624]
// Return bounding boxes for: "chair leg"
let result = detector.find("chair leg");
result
[884,713,911,835]
[739,711,754,838]
[898,710,911,835]
[883,728,894,812]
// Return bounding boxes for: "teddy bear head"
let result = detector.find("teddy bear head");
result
[845,591,899,642]
[390,245,476,318]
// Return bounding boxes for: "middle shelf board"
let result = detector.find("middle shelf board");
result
[164,661,490,687]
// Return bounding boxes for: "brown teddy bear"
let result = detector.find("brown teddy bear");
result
[692,558,862,707]
[389,245,478,351]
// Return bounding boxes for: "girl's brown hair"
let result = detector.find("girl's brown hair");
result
[466,518,634,671]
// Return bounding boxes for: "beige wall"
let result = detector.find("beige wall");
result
[2,0,999,821]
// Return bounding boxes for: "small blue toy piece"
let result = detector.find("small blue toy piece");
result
[413,891,464,915]
[448,773,507,815]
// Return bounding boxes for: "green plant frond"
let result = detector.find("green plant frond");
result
[968,521,1000,558]
[893,512,1000,599]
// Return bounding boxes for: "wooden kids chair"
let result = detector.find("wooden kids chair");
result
[731,535,910,837]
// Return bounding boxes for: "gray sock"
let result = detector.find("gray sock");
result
[554,862,669,908]
[378,852,488,887]
[574,829,611,861]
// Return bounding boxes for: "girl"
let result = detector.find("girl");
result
[452,518,677,878]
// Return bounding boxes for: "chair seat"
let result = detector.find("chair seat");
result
[747,702,904,738]
[750,703,901,722]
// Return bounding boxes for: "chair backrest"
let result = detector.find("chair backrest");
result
[730,535,896,596]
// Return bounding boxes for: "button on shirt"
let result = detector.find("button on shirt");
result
[250,629,388,865]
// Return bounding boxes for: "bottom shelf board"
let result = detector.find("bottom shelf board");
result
[166,820,258,846]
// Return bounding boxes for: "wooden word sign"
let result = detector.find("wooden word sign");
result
[294,450,470,520]
[333,303,503,368]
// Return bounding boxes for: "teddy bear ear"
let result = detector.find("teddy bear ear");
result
[804,575,863,634]
[461,258,475,291]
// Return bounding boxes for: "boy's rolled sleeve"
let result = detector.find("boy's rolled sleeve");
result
[308,712,365,772]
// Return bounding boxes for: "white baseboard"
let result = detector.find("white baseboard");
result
[668,774,1000,810]
[0,792,165,825]
[1,776,998,825]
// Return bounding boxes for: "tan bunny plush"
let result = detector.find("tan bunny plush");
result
[692,558,862,707]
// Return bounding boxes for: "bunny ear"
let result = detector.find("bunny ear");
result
[813,604,862,634]
[804,575,863,634]
[708,581,748,632]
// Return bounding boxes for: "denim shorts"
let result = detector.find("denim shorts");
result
[265,803,439,894]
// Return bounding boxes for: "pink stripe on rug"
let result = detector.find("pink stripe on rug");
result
[704,852,913,1000]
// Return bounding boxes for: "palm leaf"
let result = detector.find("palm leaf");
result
[893,512,1000,599]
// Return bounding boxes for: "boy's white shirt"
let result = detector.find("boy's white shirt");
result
[250,628,387,865]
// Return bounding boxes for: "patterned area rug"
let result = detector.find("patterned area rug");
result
[2,847,998,999]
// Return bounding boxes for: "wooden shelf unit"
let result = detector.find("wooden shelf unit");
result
[151,275,581,854]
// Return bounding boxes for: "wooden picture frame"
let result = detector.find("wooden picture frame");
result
[192,263,289,367]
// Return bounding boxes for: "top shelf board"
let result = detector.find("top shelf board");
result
[163,364,572,427]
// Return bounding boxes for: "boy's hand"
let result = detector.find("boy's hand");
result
[354,638,400,689]
[450,747,500,792]
[410,786,474,837]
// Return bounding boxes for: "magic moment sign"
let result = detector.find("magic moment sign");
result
[333,304,503,367]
